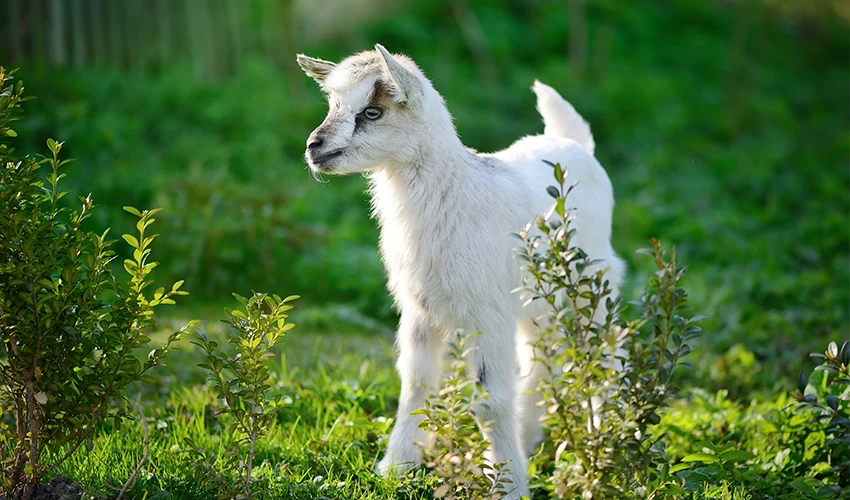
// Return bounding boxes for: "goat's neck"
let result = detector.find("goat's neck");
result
[368,129,476,232]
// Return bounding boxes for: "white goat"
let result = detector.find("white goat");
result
[297,44,624,499]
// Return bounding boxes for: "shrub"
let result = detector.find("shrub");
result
[791,340,850,496]
[186,292,298,499]
[0,68,195,499]
[514,162,703,498]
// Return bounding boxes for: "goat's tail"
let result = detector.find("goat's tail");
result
[532,79,595,155]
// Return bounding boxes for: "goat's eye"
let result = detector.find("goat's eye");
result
[363,107,383,120]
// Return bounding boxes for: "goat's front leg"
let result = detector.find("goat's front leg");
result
[465,315,530,500]
[377,309,444,475]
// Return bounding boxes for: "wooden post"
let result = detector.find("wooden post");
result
[208,0,226,76]
[6,0,22,61]
[70,0,86,67]
[122,0,137,69]
[32,0,48,65]
[88,0,106,66]
[48,0,68,66]
[155,0,173,65]
[279,0,301,93]
[568,0,587,75]
[186,0,204,78]
[260,0,277,68]
[107,0,123,67]
[226,0,244,72]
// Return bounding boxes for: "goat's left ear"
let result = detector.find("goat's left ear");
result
[296,54,336,85]
[374,44,417,104]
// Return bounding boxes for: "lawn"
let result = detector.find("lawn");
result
[45,324,416,500]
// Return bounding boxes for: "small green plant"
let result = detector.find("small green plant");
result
[187,292,298,499]
[0,68,195,499]
[676,440,758,492]
[515,162,703,498]
[413,332,511,500]
[790,340,850,496]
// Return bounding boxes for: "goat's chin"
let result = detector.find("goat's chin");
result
[309,162,364,176]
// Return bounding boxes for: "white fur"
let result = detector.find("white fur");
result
[298,45,624,500]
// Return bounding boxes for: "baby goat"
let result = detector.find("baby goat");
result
[298,45,624,499]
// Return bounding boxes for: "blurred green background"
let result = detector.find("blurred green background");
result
[2,0,848,392]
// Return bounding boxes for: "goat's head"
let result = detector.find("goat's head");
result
[297,44,440,175]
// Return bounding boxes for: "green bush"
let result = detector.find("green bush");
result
[186,292,298,499]
[514,163,702,498]
[790,340,850,495]
[0,69,195,499]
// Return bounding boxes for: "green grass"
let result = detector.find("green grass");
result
[39,306,836,500]
[46,322,426,500]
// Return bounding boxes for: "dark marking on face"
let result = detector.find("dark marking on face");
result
[477,361,487,385]
[354,80,394,133]
[368,80,392,108]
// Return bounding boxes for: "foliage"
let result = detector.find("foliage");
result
[514,162,702,498]
[790,340,850,495]
[186,292,298,499]
[0,69,195,499]
[412,333,511,500]
[12,0,848,368]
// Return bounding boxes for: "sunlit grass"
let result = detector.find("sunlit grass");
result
[37,314,819,499]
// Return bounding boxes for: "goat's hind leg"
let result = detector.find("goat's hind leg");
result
[377,309,444,475]
[517,318,548,457]
[464,315,530,500]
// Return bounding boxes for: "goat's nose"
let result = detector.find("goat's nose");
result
[307,136,324,150]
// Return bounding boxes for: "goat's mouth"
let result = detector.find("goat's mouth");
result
[309,149,344,166]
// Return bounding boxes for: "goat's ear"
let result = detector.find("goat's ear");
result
[296,54,336,85]
[374,44,416,104]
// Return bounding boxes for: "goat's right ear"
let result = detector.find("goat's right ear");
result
[374,44,417,104]
[296,54,336,85]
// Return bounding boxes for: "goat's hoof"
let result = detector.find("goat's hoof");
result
[375,456,417,477]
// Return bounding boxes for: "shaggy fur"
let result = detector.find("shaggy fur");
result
[298,44,624,499]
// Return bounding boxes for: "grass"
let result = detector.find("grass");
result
[38,293,835,500]
[46,322,426,500]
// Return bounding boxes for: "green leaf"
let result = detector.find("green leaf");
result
[122,234,140,249]
[669,463,690,474]
[719,449,755,463]
[682,453,718,464]
[6,128,17,137]
[789,478,819,498]
[123,206,142,217]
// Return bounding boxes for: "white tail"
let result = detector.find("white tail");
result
[532,79,595,155]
